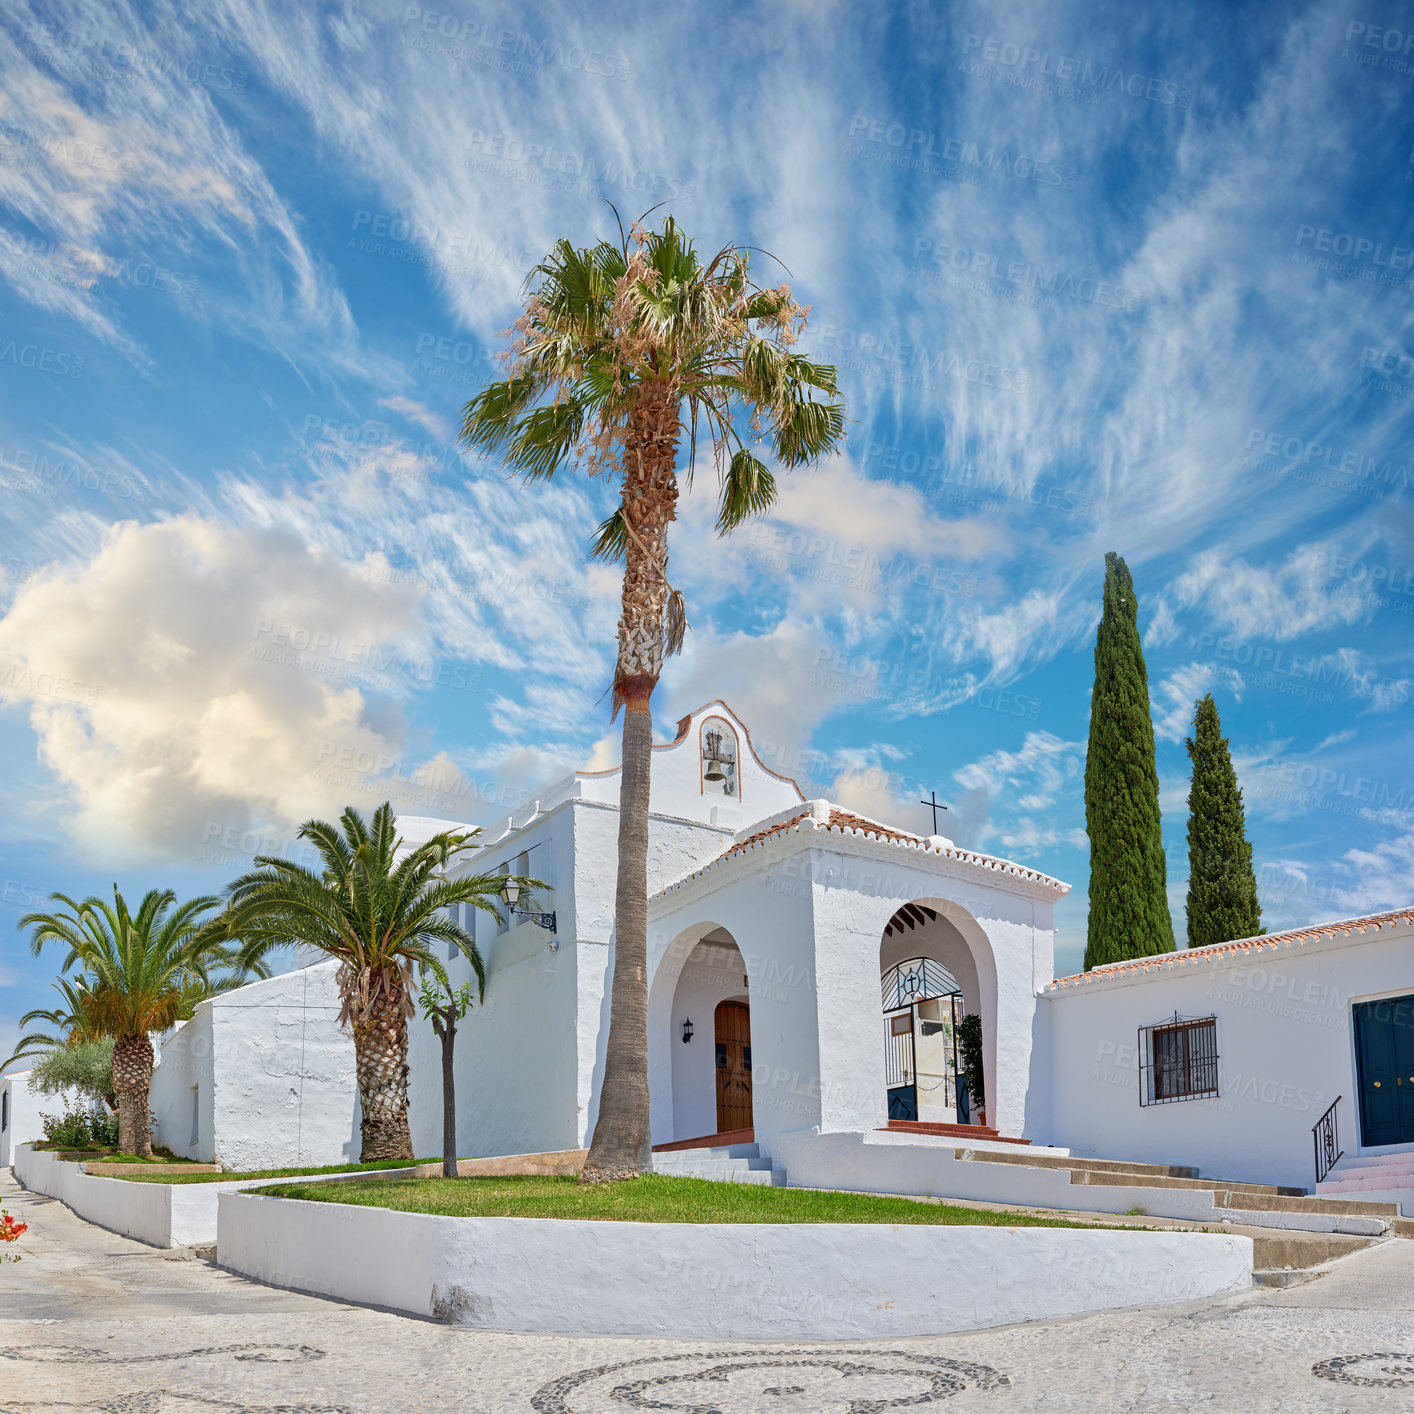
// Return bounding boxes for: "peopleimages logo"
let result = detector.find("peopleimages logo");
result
[911,238,1140,311]
[960,34,1193,107]
[463,130,694,201]
[0,342,83,378]
[845,116,1077,189]
[400,7,629,81]
[1294,224,1414,269]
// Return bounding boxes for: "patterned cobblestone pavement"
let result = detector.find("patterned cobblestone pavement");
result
[3,1172,1414,1413]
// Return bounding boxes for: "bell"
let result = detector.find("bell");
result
[703,757,726,782]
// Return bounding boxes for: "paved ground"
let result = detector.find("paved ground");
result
[3,1171,1414,1413]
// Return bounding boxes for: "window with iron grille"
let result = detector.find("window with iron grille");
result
[1138,1014,1219,1106]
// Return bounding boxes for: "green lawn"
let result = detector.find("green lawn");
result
[119,1157,437,1185]
[44,1146,194,1164]
[253,1173,1097,1227]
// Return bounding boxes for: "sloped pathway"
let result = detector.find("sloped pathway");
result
[3,1169,1414,1412]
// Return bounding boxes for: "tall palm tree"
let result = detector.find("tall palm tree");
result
[19,889,245,1155]
[221,802,528,1162]
[460,215,847,1181]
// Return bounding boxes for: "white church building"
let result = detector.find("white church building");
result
[126,699,1414,1218]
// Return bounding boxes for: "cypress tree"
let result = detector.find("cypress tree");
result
[1084,552,1174,968]
[1185,693,1262,948]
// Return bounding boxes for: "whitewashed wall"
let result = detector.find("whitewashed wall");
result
[1,1070,54,1167]
[149,1014,215,1160]
[647,821,1061,1146]
[1045,922,1414,1189]
[151,962,359,1172]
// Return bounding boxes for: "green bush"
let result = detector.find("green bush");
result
[39,1104,118,1148]
[41,1107,97,1148]
[88,1110,120,1147]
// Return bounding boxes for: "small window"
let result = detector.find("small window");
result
[189,1085,200,1148]
[1139,1014,1219,1106]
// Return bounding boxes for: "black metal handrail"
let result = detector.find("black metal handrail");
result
[1313,1096,1343,1185]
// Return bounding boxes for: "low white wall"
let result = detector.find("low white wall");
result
[15,1144,175,1247]
[217,1189,1251,1337]
[13,1143,421,1248]
[766,1129,1385,1236]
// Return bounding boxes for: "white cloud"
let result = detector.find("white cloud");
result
[1160,543,1375,644]
[0,12,360,372]
[1151,661,1245,744]
[950,730,1086,857]
[661,617,854,788]
[0,514,452,861]
[378,394,451,440]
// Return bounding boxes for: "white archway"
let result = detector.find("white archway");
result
[877,899,1001,1128]
[647,921,752,1145]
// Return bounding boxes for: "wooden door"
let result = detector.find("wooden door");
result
[714,1000,752,1133]
[1355,995,1414,1146]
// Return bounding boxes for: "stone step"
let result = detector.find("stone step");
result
[1319,1173,1414,1194]
[1219,1190,1399,1218]
[1250,1230,1378,1271]
[1321,1161,1414,1186]
[1323,1147,1414,1171]
[653,1164,787,1186]
[653,1152,772,1170]
[954,1148,1200,1180]
[1069,1169,1306,1198]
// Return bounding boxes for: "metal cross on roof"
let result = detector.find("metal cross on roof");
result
[919,790,949,834]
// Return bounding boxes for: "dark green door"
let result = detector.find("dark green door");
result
[1354,995,1414,1147]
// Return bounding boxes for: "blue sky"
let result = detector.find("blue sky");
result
[1,0,1412,1059]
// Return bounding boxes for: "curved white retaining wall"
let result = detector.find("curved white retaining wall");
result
[13,1144,418,1248]
[218,1190,1252,1338]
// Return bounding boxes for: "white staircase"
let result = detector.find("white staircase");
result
[652,1141,786,1186]
[1318,1147,1414,1211]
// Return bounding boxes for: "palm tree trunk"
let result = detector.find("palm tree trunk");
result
[582,379,680,1184]
[111,1032,154,1157]
[435,1010,458,1178]
[351,977,414,1162]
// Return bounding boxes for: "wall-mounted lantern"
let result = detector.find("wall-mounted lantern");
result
[499,876,556,934]
[681,1017,695,1044]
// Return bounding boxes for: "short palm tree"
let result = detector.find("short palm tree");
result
[3,975,107,1070]
[19,889,244,1155]
[460,214,847,1181]
[221,802,527,1162]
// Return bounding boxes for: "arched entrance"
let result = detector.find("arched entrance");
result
[879,901,994,1129]
[881,954,962,1123]
[657,927,752,1143]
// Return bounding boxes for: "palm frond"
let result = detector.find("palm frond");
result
[716,448,778,534]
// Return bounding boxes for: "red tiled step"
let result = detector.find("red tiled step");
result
[882,1120,1032,1145]
[652,1128,754,1153]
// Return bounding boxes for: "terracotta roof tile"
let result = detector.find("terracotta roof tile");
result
[656,804,1069,898]
[1046,906,1414,991]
